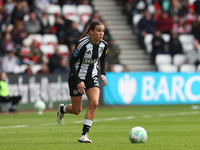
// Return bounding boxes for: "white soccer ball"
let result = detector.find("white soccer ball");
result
[34,100,46,114]
[129,126,148,143]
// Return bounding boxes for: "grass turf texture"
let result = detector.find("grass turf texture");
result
[0,105,200,150]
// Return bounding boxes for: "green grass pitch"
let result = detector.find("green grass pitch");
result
[0,104,200,150]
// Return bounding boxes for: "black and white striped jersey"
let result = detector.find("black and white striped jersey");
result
[69,36,108,83]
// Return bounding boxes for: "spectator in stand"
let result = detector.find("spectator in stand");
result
[48,47,62,73]
[40,11,52,34]
[0,32,15,56]
[137,9,156,49]
[169,0,188,17]
[153,2,162,21]
[54,14,69,44]
[185,4,196,25]
[107,36,120,64]
[192,15,200,42]
[30,39,43,64]
[185,40,200,67]
[101,20,111,43]
[0,72,21,112]
[151,29,166,64]
[54,57,70,74]
[65,21,81,52]
[4,0,15,24]
[1,49,19,74]
[0,2,6,30]
[58,0,77,7]
[24,10,42,34]
[168,32,183,57]
[87,10,101,24]
[16,40,33,65]
[24,63,33,74]
[78,0,92,5]
[155,11,174,33]
[194,0,200,15]
[11,0,26,24]
[1,24,13,37]
[50,0,59,4]
[36,62,49,74]
[12,20,28,45]
[172,16,191,34]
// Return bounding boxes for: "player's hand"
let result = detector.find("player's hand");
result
[77,81,86,94]
[101,75,107,86]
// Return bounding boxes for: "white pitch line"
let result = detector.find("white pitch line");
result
[158,111,199,117]
[0,125,28,129]
[124,116,135,119]
[142,115,152,118]
[2,111,198,128]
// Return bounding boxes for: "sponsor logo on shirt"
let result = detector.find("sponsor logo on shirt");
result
[83,58,98,64]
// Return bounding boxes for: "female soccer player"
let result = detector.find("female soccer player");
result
[56,21,108,143]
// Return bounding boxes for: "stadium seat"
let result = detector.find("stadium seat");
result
[144,34,153,53]
[40,44,55,63]
[58,44,69,53]
[77,5,93,25]
[112,64,124,72]
[157,64,178,73]
[179,34,194,53]
[162,34,170,43]
[173,54,187,67]
[47,4,61,15]
[62,5,77,20]
[48,15,55,26]
[14,64,28,74]
[155,54,172,65]
[133,14,143,27]
[179,64,196,73]
[42,34,58,45]
[148,4,155,14]
[189,0,196,4]
[40,44,55,54]
[29,34,43,44]
[132,14,143,34]
[32,64,42,74]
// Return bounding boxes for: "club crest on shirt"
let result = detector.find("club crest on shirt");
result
[99,48,104,55]
[73,89,78,95]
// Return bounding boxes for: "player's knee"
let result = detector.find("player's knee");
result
[90,100,99,110]
[73,109,82,115]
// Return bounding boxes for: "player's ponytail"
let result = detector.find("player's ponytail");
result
[80,21,104,39]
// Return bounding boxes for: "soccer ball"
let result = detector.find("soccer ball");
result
[129,126,148,143]
[34,100,46,114]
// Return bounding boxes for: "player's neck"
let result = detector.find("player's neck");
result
[90,36,99,45]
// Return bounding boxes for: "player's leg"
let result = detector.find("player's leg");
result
[78,87,100,143]
[56,96,82,124]
[64,96,82,114]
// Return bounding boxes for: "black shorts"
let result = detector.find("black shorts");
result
[68,75,100,96]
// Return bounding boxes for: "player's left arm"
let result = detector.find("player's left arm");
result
[100,45,108,86]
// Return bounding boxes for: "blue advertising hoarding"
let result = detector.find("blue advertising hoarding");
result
[103,72,200,105]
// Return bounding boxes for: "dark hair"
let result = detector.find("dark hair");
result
[80,21,104,39]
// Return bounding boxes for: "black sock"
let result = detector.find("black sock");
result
[82,124,91,135]
[60,105,65,114]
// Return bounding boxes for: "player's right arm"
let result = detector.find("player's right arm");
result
[69,47,83,84]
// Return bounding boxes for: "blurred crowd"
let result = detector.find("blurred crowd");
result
[0,0,120,74]
[118,0,200,69]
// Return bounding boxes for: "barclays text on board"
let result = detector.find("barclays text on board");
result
[103,72,200,105]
